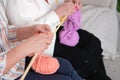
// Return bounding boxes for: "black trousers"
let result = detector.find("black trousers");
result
[54,28,111,80]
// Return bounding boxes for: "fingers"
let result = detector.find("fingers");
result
[55,0,81,18]
[64,2,75,14]
[65,0,72,2]
[73,0,82,10]
[73,0,80,4]
[65,0,80,4]
[19,31,54,57]
[55,1,76,18]
[34,24,52,34]
[28,34,52,54]
[33,24,54,45]
[37,32,53,45]
[79,2,83,6]
[40,24,51,33]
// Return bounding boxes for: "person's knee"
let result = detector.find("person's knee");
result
[57,57,71,65]
[92,34,101,48]
[59,76,73,80]
[56,57,74,70]
[88,33,103,53]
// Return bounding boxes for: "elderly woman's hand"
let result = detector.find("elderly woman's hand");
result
[15,30,53,57]
[54,1,75,18]
[72,0,83,9]
[72,0,80,4]
[16,24,53,57]
[4,25,53,73]
[65,0,80,4]
[33,24,51,34]
[16,24,52,41]
[5,32,53,73]
[65,0,82,9]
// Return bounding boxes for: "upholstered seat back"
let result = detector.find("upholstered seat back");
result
[81,0,117,11]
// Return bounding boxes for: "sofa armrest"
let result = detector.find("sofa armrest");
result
[109,0,117,12]
[81,0,117,12]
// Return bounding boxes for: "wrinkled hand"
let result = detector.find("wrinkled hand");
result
[64,0,72,2]
[73,0,83,9]
[33,24,52,34]
[72,0,80,4]
[54,1,75,18]
[65,0,80,4]
[16,27,53,57]
[65,0,82,9]
[16,24,52,41]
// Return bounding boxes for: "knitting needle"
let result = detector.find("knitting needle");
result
[54,16,67,33]
[20,52,38,80]
[55,0,58,3]
[20,15,67,80]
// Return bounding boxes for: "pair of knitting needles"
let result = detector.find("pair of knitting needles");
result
[20,16,67,80]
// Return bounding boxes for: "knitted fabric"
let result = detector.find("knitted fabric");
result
[59,10,81,47]
[32,54,60,74]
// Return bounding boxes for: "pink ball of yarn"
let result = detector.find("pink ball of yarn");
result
[32,54,60,74]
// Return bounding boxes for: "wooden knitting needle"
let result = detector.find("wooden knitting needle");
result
[54,16,67,33]
[55,0,58,3]
[20,53,38,80]
[20,16,67,80]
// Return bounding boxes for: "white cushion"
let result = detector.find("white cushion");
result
[81,0,112,7]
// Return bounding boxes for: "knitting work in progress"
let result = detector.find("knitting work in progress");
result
[59,9,81,47]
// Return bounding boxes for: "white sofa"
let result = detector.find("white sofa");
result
[81,0,120,60]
